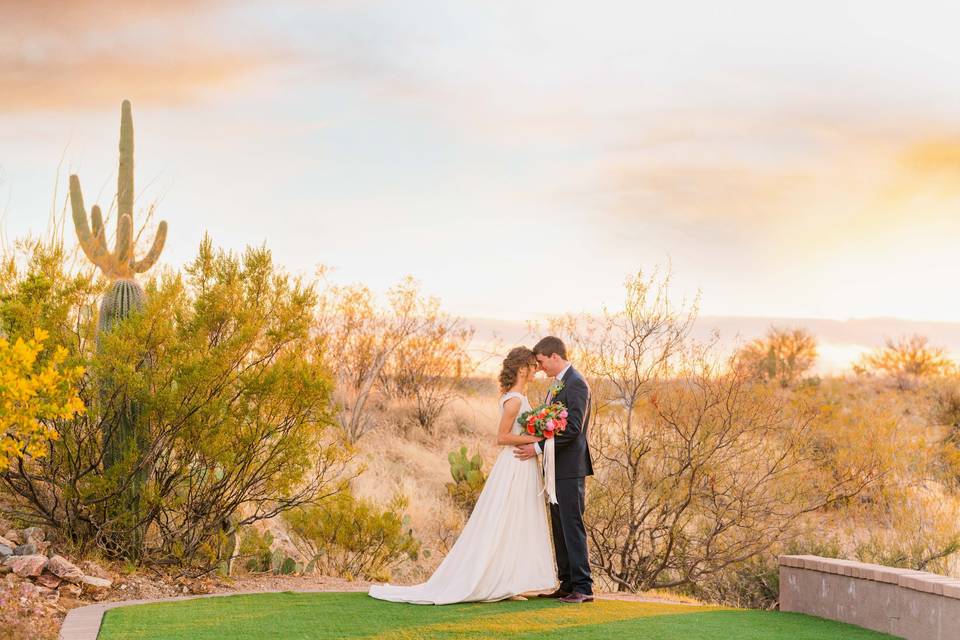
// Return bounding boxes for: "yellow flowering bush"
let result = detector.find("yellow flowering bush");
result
[0,328,85,471]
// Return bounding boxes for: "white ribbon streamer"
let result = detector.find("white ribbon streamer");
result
[541,437,558,504]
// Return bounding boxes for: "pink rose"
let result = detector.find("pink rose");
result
[559,410,568,418]
[546,419,556,430]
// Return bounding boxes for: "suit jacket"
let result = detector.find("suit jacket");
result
[550,365,594,479]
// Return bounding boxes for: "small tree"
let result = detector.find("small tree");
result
[378,318,473,432]
[551,268,877,593]
[314,277,449,442]
[736,326,818,387]
[856,334,954,390]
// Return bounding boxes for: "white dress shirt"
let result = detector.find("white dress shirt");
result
[534,363,571,455]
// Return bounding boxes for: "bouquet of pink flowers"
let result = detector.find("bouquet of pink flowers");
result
[519,402,568,439]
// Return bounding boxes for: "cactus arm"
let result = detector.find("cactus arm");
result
[91,205,105,244]
[69,175,111,272]
[131,220,168,273]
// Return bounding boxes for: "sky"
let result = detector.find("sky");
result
[3,1,960,369]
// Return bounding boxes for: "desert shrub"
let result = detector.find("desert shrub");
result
[928,376,960,429]
[445,445,486,514]
[284,488,421,582]
[736,326,818,387]
[431,504,466,557]
[686,536,843,609]
[315,276,455,442]
[238,527,275,573]
[855,334,954,390]
[0,235,353,572]
[0,327,85,471]
[853,487,960,575]
[550,269,878,593]
[378,319,474,433]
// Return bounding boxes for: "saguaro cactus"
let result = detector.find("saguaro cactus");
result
[69,100,167,281]
[69,100,167,555]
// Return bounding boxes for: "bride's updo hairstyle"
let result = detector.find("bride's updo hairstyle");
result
[499,347,537,392]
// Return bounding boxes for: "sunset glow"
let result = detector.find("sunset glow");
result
[4,1,960,369]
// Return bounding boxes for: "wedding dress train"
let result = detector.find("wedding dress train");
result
[368,391,557,604]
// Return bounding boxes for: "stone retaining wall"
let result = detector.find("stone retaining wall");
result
[779,555,960,639]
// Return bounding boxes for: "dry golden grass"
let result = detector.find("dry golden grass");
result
[282,374,960,589]
[352,391,506,580]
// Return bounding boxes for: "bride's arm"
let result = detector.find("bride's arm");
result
[496,398,543,446]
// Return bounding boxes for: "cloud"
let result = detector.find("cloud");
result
[0,0,279,112]
[581,108,960,266]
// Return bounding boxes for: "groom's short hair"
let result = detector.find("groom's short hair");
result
[533,336,567,360]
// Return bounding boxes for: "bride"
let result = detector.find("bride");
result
[368,347,558,604]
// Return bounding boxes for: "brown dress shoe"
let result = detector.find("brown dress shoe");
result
[537,588,571,599]
[559,592,594,604]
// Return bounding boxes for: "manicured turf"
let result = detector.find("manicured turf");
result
[96,591,898,639]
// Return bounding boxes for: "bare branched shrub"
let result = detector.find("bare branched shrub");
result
[378,318,474,433]
[315,277,460,442]
[550,269,878,593]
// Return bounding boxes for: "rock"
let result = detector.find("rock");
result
[59,582,82,597]
[3,529,22,545]
[13,542,37,556]
[80,575,112,591]
[0,563,11,574]
[34,540,51,555]
[22,527,45,542]
[0,543,12,557]
[3,554,47,577]
[79,560,112,578]
[45,555,85,583]
[0,535,14,547]
[36,571,63,589]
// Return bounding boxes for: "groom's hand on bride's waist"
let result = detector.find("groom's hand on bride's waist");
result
[513,443,538,460]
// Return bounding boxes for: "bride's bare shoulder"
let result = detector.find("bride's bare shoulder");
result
[499,393,523,410]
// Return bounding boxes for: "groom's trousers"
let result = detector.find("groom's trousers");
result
[550,476,593,595]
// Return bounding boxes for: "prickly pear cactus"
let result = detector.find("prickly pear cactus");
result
[446,446,486,514]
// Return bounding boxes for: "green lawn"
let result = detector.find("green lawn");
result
[96,591,898,640]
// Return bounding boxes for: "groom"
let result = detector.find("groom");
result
[515,336,594,604]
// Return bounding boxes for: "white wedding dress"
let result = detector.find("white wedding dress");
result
[368,391,557,604]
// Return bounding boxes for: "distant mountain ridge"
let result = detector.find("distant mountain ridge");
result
[466,315,960,374]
